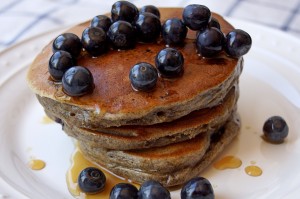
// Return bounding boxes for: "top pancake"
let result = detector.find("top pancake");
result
[27,8,242,127]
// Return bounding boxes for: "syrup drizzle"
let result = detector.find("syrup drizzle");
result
[67,145,139,199]
[245,165,263,177]
[28,159,46,170]
[213,155,242,170]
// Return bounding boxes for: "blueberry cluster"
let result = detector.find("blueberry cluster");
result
[78,167,214,199]
[48,1,252,96]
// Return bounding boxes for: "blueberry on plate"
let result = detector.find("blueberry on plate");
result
[129,62,158,92]
[182,4,211,31]
[110,183,138,199]
[196,27,225,57]
[78,167,106,194]
[263,116,289,143]
[62,66,94,96]
[224,29,252,58]
[155,47,184,78]
[81,27,108,56]
[90,15,112,32]
[140,5,160,18]
[138,180,171,199]
[52,33,82,57]
[135,12,161,43]
[111,1,139,24]
[181,177,214,199]
[107,20,136,49]
[162,18,187,45]
[48,50,75,81]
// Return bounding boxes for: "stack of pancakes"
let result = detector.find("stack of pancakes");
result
[27,8,243,187]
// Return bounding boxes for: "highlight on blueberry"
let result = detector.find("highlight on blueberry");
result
[78,167,106,194]
[138,180,171,199]
[224,29,252,58]
[52,33,82,58]
[62,66,94,96]
[90,15,112,32]
[107,20,136,49]
[129,62,158,92]
[81,27,108,57]
[181,177,215,199]
[110,183,138,199]
[48,50,75,81]
[196,27,225,57]
[111,0,139,24]
[263,116,289,143]
[182,4,211,31]
[162,18,187,45]
[140,5,161,18]
[155,47,184,78]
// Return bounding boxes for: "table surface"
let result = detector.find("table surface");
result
[0,0,300,52]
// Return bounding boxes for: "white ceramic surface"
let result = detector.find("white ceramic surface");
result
[0,19,300,199]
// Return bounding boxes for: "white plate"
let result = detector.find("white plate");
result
[0,19,300,199]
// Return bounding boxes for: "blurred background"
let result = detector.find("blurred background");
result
[0,0,299,52]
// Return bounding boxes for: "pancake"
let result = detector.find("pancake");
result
[79,113,240,187]
[49,86,238,150]
[27,8,243,127]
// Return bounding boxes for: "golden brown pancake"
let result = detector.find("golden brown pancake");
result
[27,8,243,127]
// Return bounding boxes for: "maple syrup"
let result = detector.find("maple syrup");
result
[66,145,139,199]
[28,159,46,170]
[245,165,262,177]
[213,155,242,170]
[41,115,53,124]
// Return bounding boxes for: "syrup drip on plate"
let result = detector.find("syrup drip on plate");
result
[67,144,139,199]
[213,155,242,170]
[41,115,54,124]
[28,159,46,170]
[245,165,263,177]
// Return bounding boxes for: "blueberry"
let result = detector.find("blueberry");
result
[62,66,94,96]
[81,27,108,56]
[181,177,214,199]
[182,4,211,31]
[108,20,136,49]
[224,29,252,58]
[162,18,187,45]
[48,50,75,81]
[155,47,184,78]
[129,62,158,92]
[52,33,82,57]
[136,12,161,43]
[140,5,160,18]
[263,116,289,143]
[209,17,221,30]
[196,27,225,57]
[138,180,170,199]
[78,167,106,194]
[111,1,138,24]
[110,183,138,199]
[90,15,112,32]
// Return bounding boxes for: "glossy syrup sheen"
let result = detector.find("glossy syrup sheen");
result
[213,155,242,170]
[67,144,139,199]
[28,159,46,170]
[245,165,263,177]
[27,8,239,115]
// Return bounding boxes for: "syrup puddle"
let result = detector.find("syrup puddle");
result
[245,165,263,177]
[28,159,46,170]
[213,155,242,170]
[67,144,139,199]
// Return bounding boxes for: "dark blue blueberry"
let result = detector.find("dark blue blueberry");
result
[162,18,187,45]
[81,27,108,57]
[140,5,160,18]
[263,116,289,143]
[196,27,225,57]
[129,62,158,92]
[78,167,106,194]
[181,177,214,199]
[108,20,136,49]
[182,4,211,31]
[209,17,221,30]
[138,180,170,199]
[136,12,161,43]
[90,15,112,32]
[48,50,75,81]
[62,66,94,96]
[52,33,82,57]
[224,29,252,58]
[155,47,184,78]
[110,183,138,199]
[111,1,139,24]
